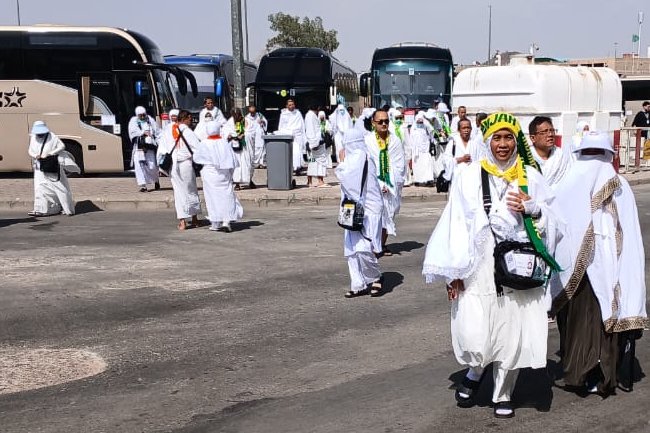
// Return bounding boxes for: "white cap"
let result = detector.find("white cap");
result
[424,109,436,119]
[31,121,49,135]
[318,111,326,119]
[135,106,147,115]
[169,109,180,118]
[437,102,450,113]
[575,131,614,153]
[206,121,221,136]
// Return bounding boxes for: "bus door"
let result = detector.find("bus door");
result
[114,71,157,169]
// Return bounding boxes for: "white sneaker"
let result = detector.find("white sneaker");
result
[209,222,220,231]
[221,224,232,233]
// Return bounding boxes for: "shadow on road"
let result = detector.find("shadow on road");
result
[234,220,265,231]
[0,216,37,229]
[448,364,554,412]
[375,271,404,297]
[389,240,425,255]
[28,221,60,231]
[75,200,104,215]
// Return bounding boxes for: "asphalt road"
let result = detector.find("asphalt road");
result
[0,186,649,433]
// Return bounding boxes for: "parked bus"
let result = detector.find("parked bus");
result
[249,47,359,130]
[165,54,257,125]
[360,43,454,117]
[0,25,196,173]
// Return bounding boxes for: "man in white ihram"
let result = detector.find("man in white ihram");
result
[277,98,305,175]
[128,106,161,192]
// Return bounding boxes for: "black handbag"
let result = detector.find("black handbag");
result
[37,134,61,177]
[481,167,547,294]
[435,142,455,193]
[337,159,368,231]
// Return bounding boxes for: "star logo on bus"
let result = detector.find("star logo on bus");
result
[3,87,27,107]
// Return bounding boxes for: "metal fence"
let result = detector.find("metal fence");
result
[619,127,650,173]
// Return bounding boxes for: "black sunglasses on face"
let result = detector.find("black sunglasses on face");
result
[375,119,389,125]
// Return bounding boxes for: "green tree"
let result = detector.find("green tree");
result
[266,13,339,53]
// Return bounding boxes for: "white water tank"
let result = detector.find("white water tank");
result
[453,65,623,144]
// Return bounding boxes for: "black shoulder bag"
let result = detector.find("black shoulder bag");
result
[481,167,547,295]
[337,158,368,231]
[38,134,61,179]
[436,141,455,193]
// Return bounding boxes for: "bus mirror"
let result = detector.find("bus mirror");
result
[359,73,370,97]
[329,85,337,106]
[215,77,225,98]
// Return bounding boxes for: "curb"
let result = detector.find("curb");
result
[2,175,648,212]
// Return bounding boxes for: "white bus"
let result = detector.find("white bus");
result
[0,25,196,173]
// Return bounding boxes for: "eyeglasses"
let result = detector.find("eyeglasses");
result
[375,119,390,125]
[534,128,556,136]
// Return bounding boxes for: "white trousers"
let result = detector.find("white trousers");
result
[468,363,520,403]
[133,148,159,186]
[347,252,381,293]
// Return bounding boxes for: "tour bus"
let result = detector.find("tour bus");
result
[248,47,359,131]
[360,42,454,121]
[0,25,197,173]
[165,54,257,125]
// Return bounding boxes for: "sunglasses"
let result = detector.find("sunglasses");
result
[375,119,390,125]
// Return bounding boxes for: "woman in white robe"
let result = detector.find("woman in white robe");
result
[410,113,435,185]
[28,121,78,216]
[245,107,267,168]
[223,109,254,189]
[305,108,330,187]
[423,113,559,419]
[128,106,161,192]
[194,121,243,232]
[330,104,352,163]
[336,129,384,297]
[159,110,202,230]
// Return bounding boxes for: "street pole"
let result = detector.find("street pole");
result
[16,0,21,25]
[487,5,492,64]
[230,0,246,109]
[243,0,250,61]
[638,11,644,57]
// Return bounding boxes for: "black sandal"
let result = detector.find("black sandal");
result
[369,277,383,297]
[455,376,481,408]
[344,288,369,298]
[493,401,515,419]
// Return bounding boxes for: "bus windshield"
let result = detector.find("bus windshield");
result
[373,59,450,108]
[258,57,329,84]
[170,65,216,112]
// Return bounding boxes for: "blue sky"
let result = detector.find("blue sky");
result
[3,0,648,71]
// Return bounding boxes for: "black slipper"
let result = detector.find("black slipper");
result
[455,376,481,408]
[369,276,384,297]
[494,401,515,419]
[344,288,369,298]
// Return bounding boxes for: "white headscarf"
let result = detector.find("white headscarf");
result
[193,121,237,170]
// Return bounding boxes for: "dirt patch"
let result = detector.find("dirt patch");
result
[0,348,107,395]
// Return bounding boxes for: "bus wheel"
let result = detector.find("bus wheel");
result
[63,140,84,176]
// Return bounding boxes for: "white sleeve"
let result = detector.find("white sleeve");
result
[128,118,142,141]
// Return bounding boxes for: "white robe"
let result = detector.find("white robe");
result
[223,118,254,184]
[423,162,553,371]
[336,135,384,293]
[441,133,479,181]
[531,145,572,189]
[28,133,76,215]
[305,110,329,178]
[278,108,306,171]
[552,155,648,332]
[194,136,243,224]
[330,107,353,161]
[167,124,201,219]
[199,107,226,126]
[410,126,435,183]
[365,132,405,236]
[245,113,267,166]
[128,115,160,186]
